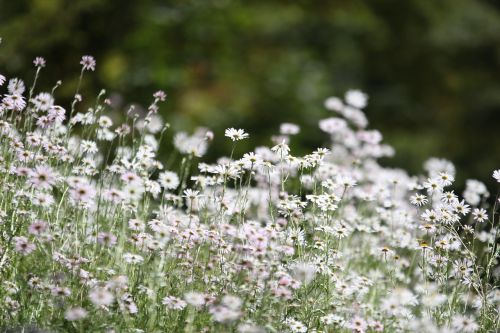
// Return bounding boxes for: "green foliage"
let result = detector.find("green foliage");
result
[1,0,500,189]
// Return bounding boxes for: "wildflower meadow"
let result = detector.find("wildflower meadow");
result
[0,51,499,332]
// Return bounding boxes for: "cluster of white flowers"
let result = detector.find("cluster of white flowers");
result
[0,55,498,333]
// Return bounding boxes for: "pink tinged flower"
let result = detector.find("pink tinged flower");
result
[120,171,142,185]
[64,307,88,321]
[36,115,53,128]
[33,92,54,111]
[280,245,295,256]
[80,55,96,71]
[153,90,167,101]
[33,57,46,68]
[278,275,292,287]
[14,236,36,255]
[69,183,96,203]
[123,253,144,264]
[221,295,242,310]
[3,94,26,111]
[162,296,187,310]
[271,286,292,300]
[89,287,114,306]
[357,130,382,144]
[280,123,300,135]
[97,232,117,247]
[28,220,48,236]
[128,219,144,231]
[15,166,31,177]
[371,321,384,332]
[184,292,206,307]
[29,165,56,189]
[209,305,241,323]
[319,117,347,134]
[205,130,214,141]
[103,188,123,203]
[148,103,159,114]
[51,286,71,297]
[349,316,368,333]
[120,295,138,314]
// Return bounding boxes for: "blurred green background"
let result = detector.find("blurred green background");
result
[1,0,500,190]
